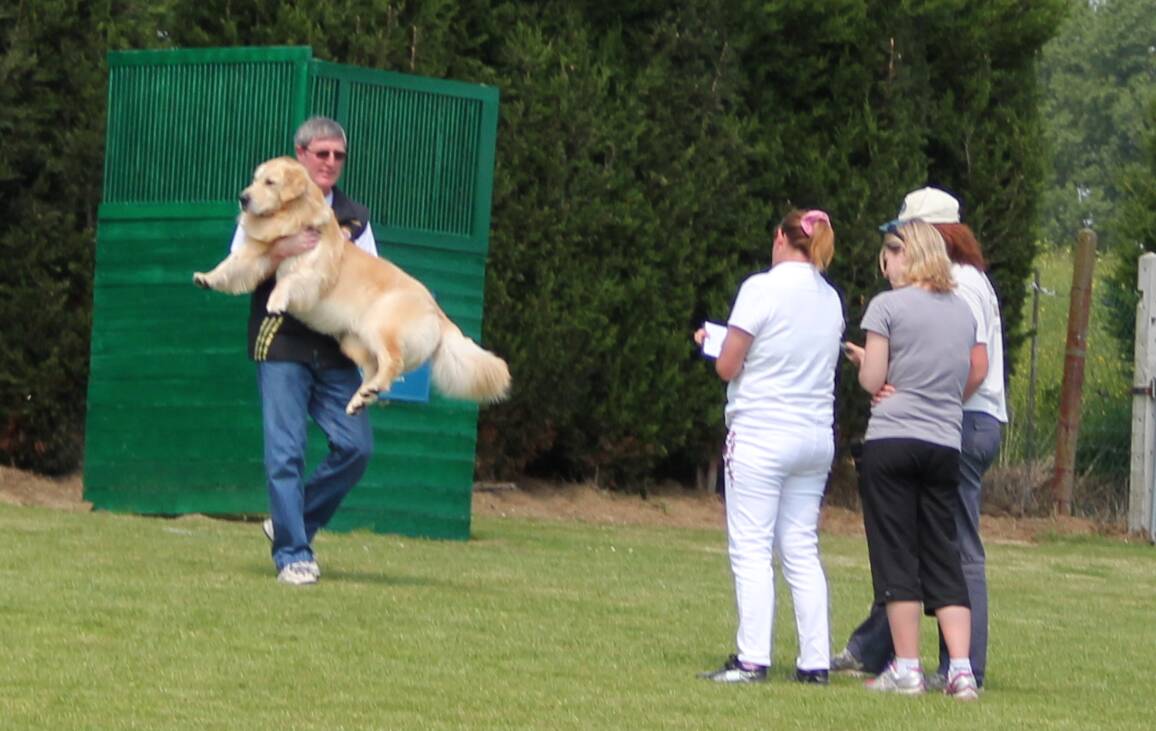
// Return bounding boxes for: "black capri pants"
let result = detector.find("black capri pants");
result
[859,437,970,614]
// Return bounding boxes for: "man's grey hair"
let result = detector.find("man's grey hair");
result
[294,116,348,149]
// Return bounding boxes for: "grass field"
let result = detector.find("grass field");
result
[2,502,1154,730]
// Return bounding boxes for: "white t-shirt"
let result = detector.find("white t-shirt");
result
[724,262,844,431]
[952,264,1008,422]
[229,191,377,255]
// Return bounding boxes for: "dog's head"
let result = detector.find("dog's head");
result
[238,157,315,217]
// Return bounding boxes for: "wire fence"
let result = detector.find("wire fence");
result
[991,252,1133,522]
[995,400,1131,520]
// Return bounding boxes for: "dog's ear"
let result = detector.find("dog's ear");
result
[280,163,309,204]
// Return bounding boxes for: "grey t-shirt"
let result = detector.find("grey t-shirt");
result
[861,286,977,449]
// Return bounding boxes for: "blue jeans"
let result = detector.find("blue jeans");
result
[258,361,373,571]
[846,411,1001,686]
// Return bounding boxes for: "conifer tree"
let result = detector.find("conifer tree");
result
[0,0,171,473]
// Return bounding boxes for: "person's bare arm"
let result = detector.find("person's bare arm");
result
[963,343,989,402]
[715,326,753,382]
[857,331,890,394]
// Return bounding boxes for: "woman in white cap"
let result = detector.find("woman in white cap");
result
[843,219,984,701]
[695,208,844,685]
[832,187,1005,693]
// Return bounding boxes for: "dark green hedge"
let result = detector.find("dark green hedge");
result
[0,0,171,474]
[0,0,1066,482]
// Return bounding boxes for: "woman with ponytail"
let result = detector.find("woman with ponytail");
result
[695,209,844,684]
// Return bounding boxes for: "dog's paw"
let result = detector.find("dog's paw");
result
[345,390,382,415]
[266,292,289,315]
[193,272,212,289]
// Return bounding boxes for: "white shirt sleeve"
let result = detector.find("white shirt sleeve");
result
[229,225,246,253]
[354,222,378,256]
[727,277,766,337]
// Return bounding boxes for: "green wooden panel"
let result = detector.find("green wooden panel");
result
[86,412,477,463]
[88,47,499,542]
[86,216,481,539]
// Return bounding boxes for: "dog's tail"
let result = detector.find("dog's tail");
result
[430,315,511,403]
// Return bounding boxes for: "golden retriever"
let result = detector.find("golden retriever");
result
[193,156,510,414]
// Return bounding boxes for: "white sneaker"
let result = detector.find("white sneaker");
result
[865,662,926,695]
[265,521,322,580]
[277,560,320,585]
[945,670,979,701]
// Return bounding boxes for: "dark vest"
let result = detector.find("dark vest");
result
[246,187,372,369]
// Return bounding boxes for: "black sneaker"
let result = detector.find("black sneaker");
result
[795,668,830,685]
[698,655,768,683]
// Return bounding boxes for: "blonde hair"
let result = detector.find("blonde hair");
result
[779,209,835,271]
[878,220,954,293]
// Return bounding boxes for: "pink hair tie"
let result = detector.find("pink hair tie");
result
[800,210,831,237]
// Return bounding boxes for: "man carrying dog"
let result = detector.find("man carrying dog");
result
[229,115,378,585]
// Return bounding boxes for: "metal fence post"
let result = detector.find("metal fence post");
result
[1027,268,1041,461]
[1129,252,1156,542]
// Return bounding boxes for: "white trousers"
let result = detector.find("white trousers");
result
[725,423,833,670]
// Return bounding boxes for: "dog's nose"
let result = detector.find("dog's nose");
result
[239,192,250,210]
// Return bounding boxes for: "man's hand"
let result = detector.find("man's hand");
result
[271,229,320,261]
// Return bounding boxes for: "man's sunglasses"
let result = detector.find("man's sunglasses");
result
[307,148,347,162]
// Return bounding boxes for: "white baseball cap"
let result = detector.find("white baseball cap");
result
[879,187,961,231]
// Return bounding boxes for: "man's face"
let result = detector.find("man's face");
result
[295,136,347,195]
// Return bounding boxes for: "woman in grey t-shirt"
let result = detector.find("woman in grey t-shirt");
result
[844,220,984,700]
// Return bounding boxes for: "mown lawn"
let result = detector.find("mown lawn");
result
[1,502,1153,730]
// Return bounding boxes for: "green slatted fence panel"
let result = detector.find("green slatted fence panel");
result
[309,60,500,257]
[103,47,310,205]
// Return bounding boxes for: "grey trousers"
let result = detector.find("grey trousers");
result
[845,411,1002,686]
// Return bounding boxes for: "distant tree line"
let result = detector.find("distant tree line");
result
[1038,0,1155,251]
[2,0,1074,485]
[1036,0,1156,355]
[1104,95,1156,354]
